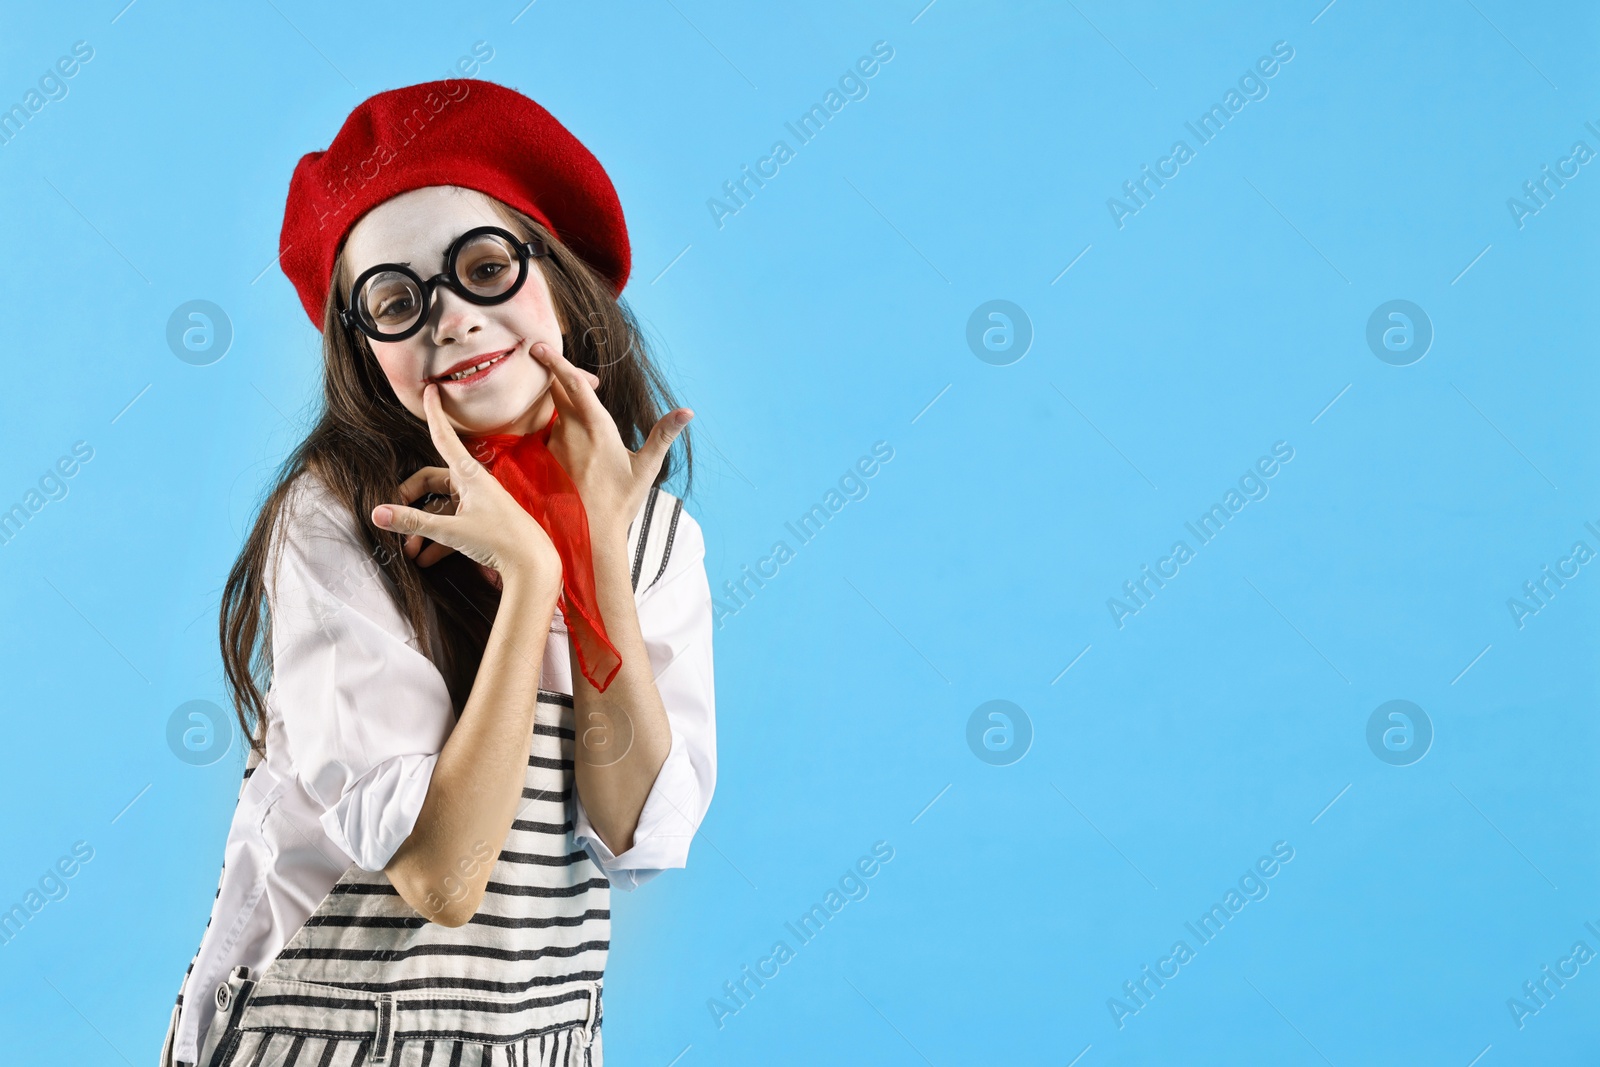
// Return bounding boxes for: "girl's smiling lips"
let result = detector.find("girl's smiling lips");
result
[426,345,517,386]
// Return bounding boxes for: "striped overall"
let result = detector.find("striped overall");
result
[161,486,692,1067]
[170,690,609,1067]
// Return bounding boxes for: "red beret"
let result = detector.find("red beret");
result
[278,79,631,329]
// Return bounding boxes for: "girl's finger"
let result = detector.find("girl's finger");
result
[395,474,454,560]
[395,468,456,559]
[531,342,606,424]
[373,501,454,543]
[421,384,485,478]
[542,360,579,426]
[414,540,457,567]
[397,466,452,505]
[401,489,459,561]
[633,408,693,484]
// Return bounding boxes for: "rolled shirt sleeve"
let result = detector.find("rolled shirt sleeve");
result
[572,506,717,891]
[265,474,457,873]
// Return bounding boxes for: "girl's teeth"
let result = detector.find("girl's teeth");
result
[446,354,503,381]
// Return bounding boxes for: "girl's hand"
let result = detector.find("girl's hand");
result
[372,383,562,592]
[395,365,603,588]
[532,340,692,547]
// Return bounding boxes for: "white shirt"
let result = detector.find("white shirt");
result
[171,471,716,1064]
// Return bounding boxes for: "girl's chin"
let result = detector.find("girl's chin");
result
[430,393,547,437]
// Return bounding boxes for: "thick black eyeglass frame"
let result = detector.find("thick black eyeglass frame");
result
[338,225,550,343]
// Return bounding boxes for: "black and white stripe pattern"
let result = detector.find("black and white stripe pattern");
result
[167,485,692,1067]
[194,695,606,1067]
[213,1027,598,1067]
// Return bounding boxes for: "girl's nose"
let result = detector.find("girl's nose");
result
[429,285,489,345]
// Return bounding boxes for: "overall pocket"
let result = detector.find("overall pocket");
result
[208,972,602,1067]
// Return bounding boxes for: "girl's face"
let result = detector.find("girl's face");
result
[341,185,564,437]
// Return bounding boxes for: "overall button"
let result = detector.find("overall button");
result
[215,983,231,1011]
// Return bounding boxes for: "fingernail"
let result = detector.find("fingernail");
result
[676,410,693,426]
[373,505,392,528]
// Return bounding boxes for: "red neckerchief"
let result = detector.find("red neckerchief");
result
[464,408,621,692]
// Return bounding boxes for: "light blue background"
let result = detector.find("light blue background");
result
[0,1,1595,1063]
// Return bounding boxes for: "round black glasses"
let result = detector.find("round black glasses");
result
[338,225,550,343]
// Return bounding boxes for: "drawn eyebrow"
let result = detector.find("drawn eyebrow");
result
[396,250,448,269]
[368,234,470,275]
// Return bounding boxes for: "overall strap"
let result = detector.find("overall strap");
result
[627,486,686,594]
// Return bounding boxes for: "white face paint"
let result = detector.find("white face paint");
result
[342,185,565,436]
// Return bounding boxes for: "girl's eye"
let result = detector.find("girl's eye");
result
[375,294,415,321]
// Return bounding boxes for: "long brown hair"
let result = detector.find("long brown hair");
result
[220,198,694,756]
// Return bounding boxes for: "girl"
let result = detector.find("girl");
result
[159,79,716,1067]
